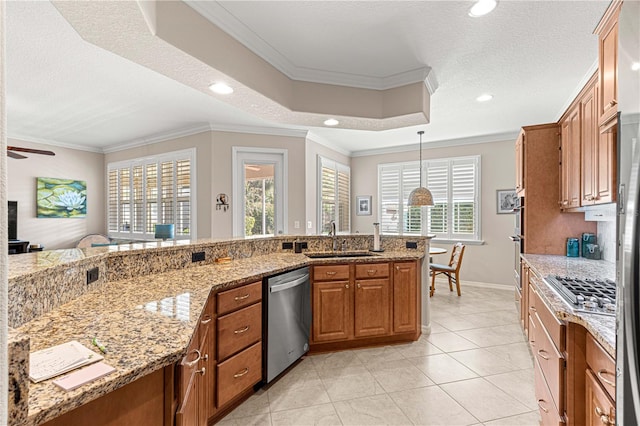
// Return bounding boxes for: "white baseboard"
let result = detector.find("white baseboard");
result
[433,277,513,291]
[421,324,431,334]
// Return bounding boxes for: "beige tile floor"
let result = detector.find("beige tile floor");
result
[218,285,541,425]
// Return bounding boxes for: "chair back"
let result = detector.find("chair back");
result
[448,242,466,272]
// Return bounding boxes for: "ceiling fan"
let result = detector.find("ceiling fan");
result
[7,146,56,160]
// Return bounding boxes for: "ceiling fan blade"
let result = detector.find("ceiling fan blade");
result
[7,151,27,159]
[7,146,55,156]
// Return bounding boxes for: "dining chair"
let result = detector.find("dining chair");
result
[430,242,466,297]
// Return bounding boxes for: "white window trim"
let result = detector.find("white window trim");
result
[317,156,351,235]
[377,155,481,242]
[231,147,288,238]
[107,148,197,240]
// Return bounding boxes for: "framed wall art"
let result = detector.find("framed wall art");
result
[497,189,517,214]
[37,177,87,218]
[356,195,372,216]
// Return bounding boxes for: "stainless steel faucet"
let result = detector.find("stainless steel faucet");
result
[329,221,338,251]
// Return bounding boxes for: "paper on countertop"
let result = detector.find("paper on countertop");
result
[53,362,116,391]
[29,340,103,383]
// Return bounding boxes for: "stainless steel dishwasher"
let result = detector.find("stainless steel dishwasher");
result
[263,266,311,383]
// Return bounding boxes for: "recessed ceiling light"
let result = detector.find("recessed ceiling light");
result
[476,94,494,102]
[632,62,640,71]
[469,0,497,17]
[209,82,234,95]
[324,118,339,126]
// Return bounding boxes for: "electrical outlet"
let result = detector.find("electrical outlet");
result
[406,241,418,249]
[282,242,293,250]
[307,221,313,229]
[192,252,205,262]
[294,220,300,229]
[86,267,99,285]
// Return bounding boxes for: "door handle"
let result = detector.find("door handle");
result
[270,274,309,293]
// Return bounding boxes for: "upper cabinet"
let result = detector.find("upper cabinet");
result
[559,104,582,209]
[595,0,622,128]
[515,131,525,196]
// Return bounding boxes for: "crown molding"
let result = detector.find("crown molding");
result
[350,131,520,157]
[7,132,104,153]
[103,124,213,153]
[209,123,309,139]
[185,1,434,91]
[305,131,352,157]
[555,59,598,121]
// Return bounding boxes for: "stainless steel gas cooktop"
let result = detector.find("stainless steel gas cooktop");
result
[545,275,617,316]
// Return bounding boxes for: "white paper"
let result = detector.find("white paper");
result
[29,340,103,383]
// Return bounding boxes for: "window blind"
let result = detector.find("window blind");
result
[318,157,350,234]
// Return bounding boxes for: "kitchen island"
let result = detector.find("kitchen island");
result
[7,236,427,425]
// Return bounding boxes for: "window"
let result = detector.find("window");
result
[318,157,350,234]
[107,149,196,240]
[378,156,480,241]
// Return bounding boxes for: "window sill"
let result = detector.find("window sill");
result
[431,238,485,246]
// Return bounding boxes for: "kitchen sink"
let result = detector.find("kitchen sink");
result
[305,251,377,259]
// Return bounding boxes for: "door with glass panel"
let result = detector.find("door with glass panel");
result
[233,149,286,238]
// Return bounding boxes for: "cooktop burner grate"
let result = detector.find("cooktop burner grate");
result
[545,275,617,316]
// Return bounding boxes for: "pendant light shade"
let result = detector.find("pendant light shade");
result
[408,131,434,206]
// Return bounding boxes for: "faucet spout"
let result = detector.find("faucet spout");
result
[329,221,337,251]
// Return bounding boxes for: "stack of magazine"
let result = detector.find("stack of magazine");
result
[29,340,103,383]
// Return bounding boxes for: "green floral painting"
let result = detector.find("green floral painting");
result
[37,177,87,218]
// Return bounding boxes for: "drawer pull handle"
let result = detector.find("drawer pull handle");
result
[595,406,615,425]
[529,306,536,312]
[184,349,201,367]
[597,369,616,387]
[537,349,549,360]
[367,270,376,275]
[234,325,250,334]
[234,294,250,301]
[608,100,617,107]
[201,315,212,325]
[537,399,549,413]
[234,368,249,378]
[196,367,206,376]
[326,271,337,276]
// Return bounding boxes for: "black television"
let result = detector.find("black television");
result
[8,201,17,241]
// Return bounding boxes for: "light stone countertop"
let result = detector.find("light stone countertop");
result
[521,254,616,357]
[15,250,422,425]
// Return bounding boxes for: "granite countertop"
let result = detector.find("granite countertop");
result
[16,250,421,425]
[521,254,616,357]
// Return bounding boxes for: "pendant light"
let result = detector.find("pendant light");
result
[408,131,434,206]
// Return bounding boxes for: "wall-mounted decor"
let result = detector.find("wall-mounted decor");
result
[497,189,517,214]
[216,193,230,212]
[37,177,87,218]
[356,195,372,216]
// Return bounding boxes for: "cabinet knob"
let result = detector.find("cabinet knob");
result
[595,406,614,425]
[345,284,349,289]
[196,367,206,376]
[203,353,209,361]
[357,283,361,289]
[608,99,617,107]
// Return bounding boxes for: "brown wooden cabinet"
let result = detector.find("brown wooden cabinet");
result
[585,333,616,425]
[392,262,418,334]
[595,0,622,128]
[596,126,617,204]
[515,131,525,196]
[311,261,419,349]
[581,76,599,206]
[560,105,581,209]
[515,124,595,255]
[313,280,352,342]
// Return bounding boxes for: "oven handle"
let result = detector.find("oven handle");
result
[270,274,310,293]
[509,235,521,242]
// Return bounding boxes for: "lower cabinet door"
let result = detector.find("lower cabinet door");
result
[176,373,199,426]
[354,278,390,338]
[585,369,616,426]
[392,262,417,334]
[312,280,351,342]
[217,342,262,407]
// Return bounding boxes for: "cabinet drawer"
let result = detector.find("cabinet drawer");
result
[534,363,565,425]
[586,333,616,401]
[217,341,262,407]
[313,265,350,281]
[218,281,262,315]
[533,279,565,352]
[585,369,616,426]
[531,311,564,413]
[355,263,389,279]
[218,302,262,360]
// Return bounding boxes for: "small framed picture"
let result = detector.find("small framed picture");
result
[497,189,517,214]
[356,195,372,216]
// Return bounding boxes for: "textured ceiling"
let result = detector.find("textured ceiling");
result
[6,0,609,155]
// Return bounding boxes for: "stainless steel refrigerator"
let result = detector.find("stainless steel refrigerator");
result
[617,1,640,424]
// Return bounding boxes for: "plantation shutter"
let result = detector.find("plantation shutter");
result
[146,163,158,233]
[402,164,422,235]
[426,161,449,235]
[379,165,400,234]
[451,159,477,237]
[132,165,144,233]
[119,168,131,232]
[176,160,191,236]
[318,157,350,234]
[108,170,118,232]
[160,161,174,225]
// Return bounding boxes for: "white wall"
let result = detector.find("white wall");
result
[7,138,105,249]
[305,138,351,235]
[351,139,516,286]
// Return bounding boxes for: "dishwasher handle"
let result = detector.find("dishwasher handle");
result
[270,274,310,293]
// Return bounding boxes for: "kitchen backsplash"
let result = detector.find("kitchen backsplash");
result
[597,219,616,263]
